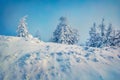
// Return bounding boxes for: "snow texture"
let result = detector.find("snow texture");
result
[0,35,120,80]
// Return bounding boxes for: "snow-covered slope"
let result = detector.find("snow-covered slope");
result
[0,35,120,80]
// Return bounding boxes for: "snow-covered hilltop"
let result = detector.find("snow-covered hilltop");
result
[0,35,120,80]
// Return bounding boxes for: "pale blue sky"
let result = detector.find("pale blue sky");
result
[0,0,120,43]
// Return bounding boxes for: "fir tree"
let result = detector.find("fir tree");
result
[112,30,120,47]
[115,30,120,47]
[35,30,41,40]
[105,23,113,46]
[52,16,79,45]
[17,16,29,38]
[99,18,105,37]
[87,23,102,47]
[99,18,106,47]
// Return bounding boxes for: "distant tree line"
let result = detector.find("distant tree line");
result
[17,16,120,47]
[86,19,120,47]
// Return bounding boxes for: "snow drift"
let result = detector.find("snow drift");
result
[0,35,120,80]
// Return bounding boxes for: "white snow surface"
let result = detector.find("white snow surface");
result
[0,35,120,80]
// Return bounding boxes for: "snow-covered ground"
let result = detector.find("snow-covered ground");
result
[0,35,120,80]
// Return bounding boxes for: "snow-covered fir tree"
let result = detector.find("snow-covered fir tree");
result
[115,30,120,47]
[99,18,106,47]
[99,18,105,37]
[87,19,106,47]
[35,30,41,40]
[111,29,120,47]
[87,23,96,47]
[87,23,102,47]
[105,23,113,46]
[106,24,112,39]
[52,16,79,45]
[17,16,32,39]
[71,29,80,44]
[104,24,120,47]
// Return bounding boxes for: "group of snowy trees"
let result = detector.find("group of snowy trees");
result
[17,16,79,45]
[16,16,120,47]
[87,19,120,47]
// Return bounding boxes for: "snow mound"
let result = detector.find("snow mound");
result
[0,35,120,80]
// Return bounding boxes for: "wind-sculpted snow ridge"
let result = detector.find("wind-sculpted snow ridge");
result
[0,35,120,80]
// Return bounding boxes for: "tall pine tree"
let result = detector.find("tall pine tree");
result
[35,30,41,40]
[17,16,32,39]
[105,23,113,46]
[87,23,102,47]
[52,16,79,45]
[17,16,29,38]
[99,18,106,47]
